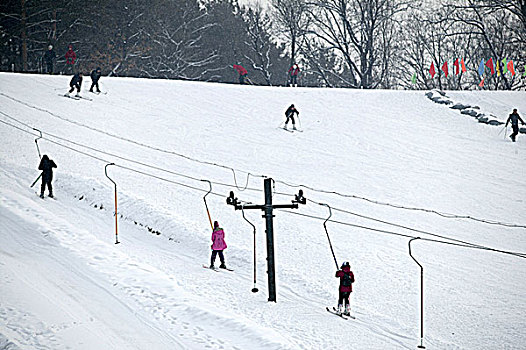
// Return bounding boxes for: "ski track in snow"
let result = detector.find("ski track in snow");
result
[1,73,525,349]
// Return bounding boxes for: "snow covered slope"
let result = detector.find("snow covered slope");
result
[1,72,525,349]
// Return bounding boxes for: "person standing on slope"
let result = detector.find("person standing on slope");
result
[89,67,102,93]
[210,221,228,269]
[288,63,300,87]
[67,72,83,96]
[335,261,354,316]
[64,44,77,74]
[505,109,525,142]
[284,104,299,130]
[43,45,56,74]
[38,155,57,198]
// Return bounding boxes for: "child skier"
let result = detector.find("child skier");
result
[89,67,102,93]
[210,221,228,269]
[284,104,299,130]
[335,261,355,316]
[67,72,83,96]
[38,154,57,198]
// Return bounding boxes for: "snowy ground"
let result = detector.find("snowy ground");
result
[1,72,525,349]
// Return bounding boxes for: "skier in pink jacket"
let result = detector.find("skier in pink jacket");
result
[210,221,228,269]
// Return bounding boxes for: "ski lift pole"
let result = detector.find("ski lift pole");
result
[105,163,120,244]
[33,128,42,159]
[201,180,214,230]
[409,237,425,349]
[242,204,258,293]
[30,128,43,188]
[321,203,339,269]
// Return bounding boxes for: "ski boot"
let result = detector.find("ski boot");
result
[209,264,215,269]
[292,125,297,130]
[48,192,54,198]
[344,305,351,316]
[219,263,227,269]
[337,304,343,315]
[40,193,45,199]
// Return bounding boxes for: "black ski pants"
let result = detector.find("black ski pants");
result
[285,115,295,126]
[69,83,81,94]
[338,291,350,306]
[211,250,225,266]
[90,81,100,92]
[41,173,53,195]
[510,124,519,141]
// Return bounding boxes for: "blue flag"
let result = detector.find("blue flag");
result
[478,59,485,76]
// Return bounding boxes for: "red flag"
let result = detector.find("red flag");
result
[479,77,484,87]
[507,60,515,75]
[429,62,436,78]
[485,58,495,75]
[453,59,459,75]
[441,61,448,77]
[461,58,467,72]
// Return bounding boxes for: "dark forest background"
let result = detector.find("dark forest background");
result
[1,0,525,89]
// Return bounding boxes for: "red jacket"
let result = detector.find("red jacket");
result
[288,65,300,76]
[233,64,247,76]
[336,266,354,293]
[65,49,76,64]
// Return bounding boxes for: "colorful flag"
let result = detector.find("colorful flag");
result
[502,58,508,74]
[496,60,500,76]
[453,59,459,75]
[429,62,436,78]
[508,60,515,75]
[461,58,466,73]
[479,77,484,87]
[411,72,417,84]
[441,61,448,77]
[485,58,495,75]
[478,59,485,76]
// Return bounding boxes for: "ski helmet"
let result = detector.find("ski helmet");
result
[48,45,53,50]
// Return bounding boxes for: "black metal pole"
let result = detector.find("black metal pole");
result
[409,237,425,349]
[263,178,277,302]
[105,163,120,245]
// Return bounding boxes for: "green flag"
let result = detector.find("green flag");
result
[524,64,526,76]
[502,58,508,74]
[411,72,416,84]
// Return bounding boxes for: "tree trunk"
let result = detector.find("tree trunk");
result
[21,0,27,71]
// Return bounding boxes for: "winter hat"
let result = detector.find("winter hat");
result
[68,44,73,49]
[214,221,219,228]
[48,45,53,50]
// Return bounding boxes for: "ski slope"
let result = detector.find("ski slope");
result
[1,72,525,349]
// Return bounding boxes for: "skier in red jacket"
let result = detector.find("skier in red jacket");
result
[288,64,300,87]
[233,63,249,84]
[65,45,77,74]
[335,261,355,316]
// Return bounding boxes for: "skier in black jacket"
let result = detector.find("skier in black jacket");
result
[505,109,525,142]
[38,155,57,198]
[89,67,102,93]
[284,104,299,130]
[67,72,83,96]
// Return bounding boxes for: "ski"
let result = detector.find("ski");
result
[59,94,80,100]
[326,307,348,319]
[202,264,233,272]
[280,127,294,133]
[330,307,355,319]
[76,95,93,101]
[203,264,219,272]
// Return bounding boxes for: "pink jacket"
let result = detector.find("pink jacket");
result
[211,227,227,250]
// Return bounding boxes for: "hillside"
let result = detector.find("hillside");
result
[1,73,525,349]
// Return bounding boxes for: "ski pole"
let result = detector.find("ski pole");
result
[30,173,42,188]
[297,114,302,130]
[503,126,508,140]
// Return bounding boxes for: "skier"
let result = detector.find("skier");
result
[284,104,299,130]
[67,72,83,96]
[335,261,354,316]
[65,45,76,74]
[505,109,525,142]
[89,67,102,93]
[288,63,300,87]
[38,155,57,198]
[43,45,56,74]
[210,221,228,269]
[233,63,249,84]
